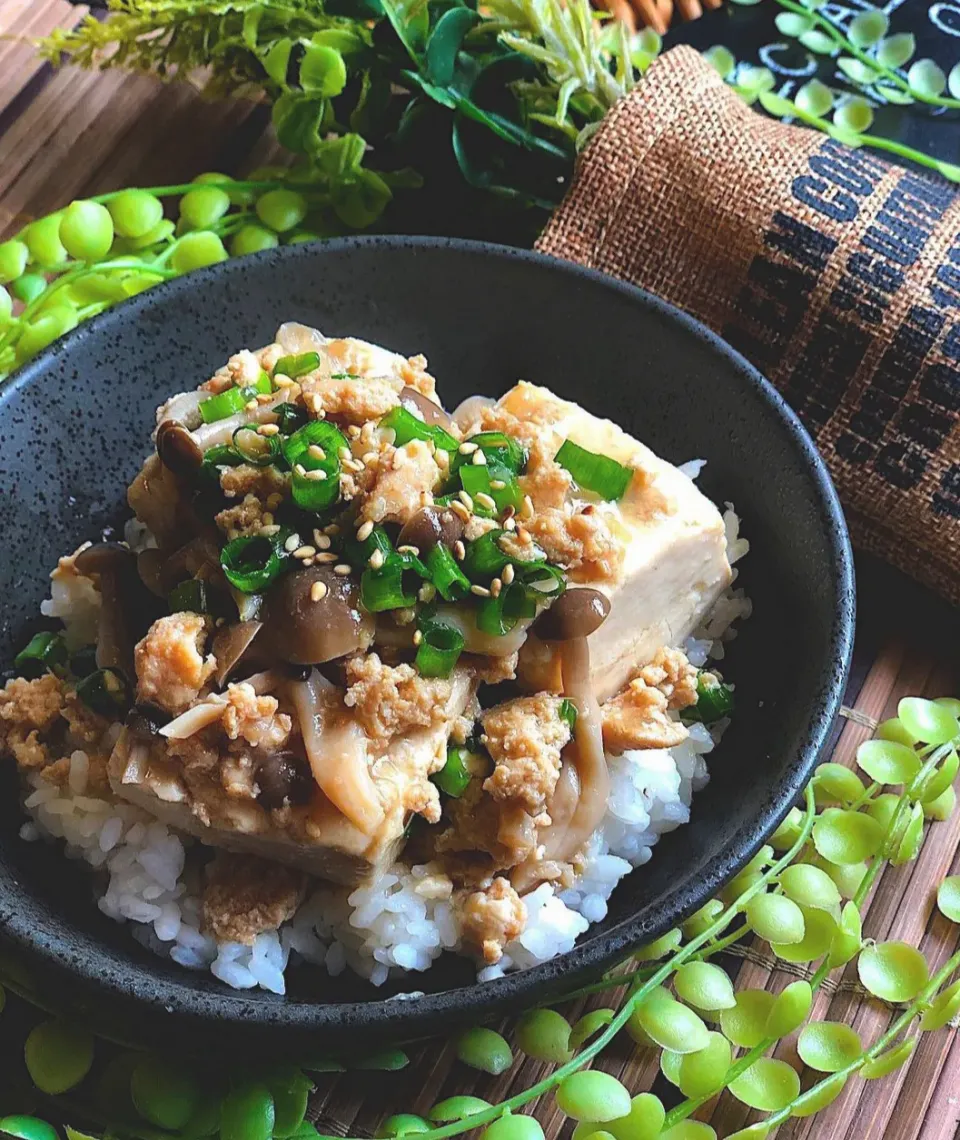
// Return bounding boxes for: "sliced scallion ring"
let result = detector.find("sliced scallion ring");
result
[433,746,473,797]
[415,620,465,678]
[379,405,458,453]
[232,425,281,467]
[424,544,470,602]
[14,631,68,679]
[168,578,209,614]
[360,559,417,613]
[221,530,290,593]
[451,431,526,476]
[282,420,348,514]
[198,385,248,424]
[76,668,129,716]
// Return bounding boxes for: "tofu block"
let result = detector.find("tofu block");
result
[108,669,477,886]
[505,384,733,702]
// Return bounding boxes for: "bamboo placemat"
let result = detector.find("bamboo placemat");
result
[0,5,958,1138]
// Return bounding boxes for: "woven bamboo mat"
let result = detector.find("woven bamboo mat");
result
[1,4,959,1138]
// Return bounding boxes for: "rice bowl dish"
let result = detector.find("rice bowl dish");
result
[1,323,750,995]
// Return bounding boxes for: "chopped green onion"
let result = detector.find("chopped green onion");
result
[275,402,308,435]
[415,620,464,678]
[379,405,459,453]
[274,352,320,379]
[459,465,496,517]
[433,746,472,797]
[233,425,281,467]
[221,531,290,593]
[199,385,248,424]
[425,544,470,602]
[76,668,129,716]
[461,529,511,579]
[360,560,417,613]
[14,631,68,679]
[683,672,735,725]
[521,562,566,598]
[345,524,395,569]
[168,578,208,614]
[559,698,578,732]
[282,420,348,514]
[252,369,273,395]
[475,580,536,636]
[554,439,633,501]
[452,432,526,476]
[330,372,359,379]
[486,462,523,514]
[202,443,245,470]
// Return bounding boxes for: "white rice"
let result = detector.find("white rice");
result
[19,498,750,994]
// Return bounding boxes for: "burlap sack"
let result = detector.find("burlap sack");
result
[538,45,960,604]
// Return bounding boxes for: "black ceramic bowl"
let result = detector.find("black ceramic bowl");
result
[0,238,854,1057]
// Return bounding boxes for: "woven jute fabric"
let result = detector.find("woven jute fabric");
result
[538,46,960,604]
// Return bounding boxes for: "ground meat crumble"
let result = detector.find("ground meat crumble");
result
[202,852,307,944]
[459,877,527,963]
[135,613,217,715]
[601,647,698,754]
[481,694,570,815]
[344,653,452,740]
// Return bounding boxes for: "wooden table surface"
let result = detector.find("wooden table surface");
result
[1,4,958,1140]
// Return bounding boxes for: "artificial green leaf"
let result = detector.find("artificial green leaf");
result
[315,133,368,178]
[936,876,960,922]
[426,8,480,86]
[263,38,294,86]
[797,1022,862,1072]
[876,33,915,69]
[919,979,960,1031]
[728,1059,800,1112]
[837,57,880,85]
[775,12,813,37]
[875,84,915,104]
[242,6,263,50]
[795,78,834,116]
[861,1037,915,1078]
[758,91,795,118]
[272,94,324,156]
[799,30,836,54]
[764,981,813,1039]
[300,44,347,97]
[935,161,960,182]
[858,941,929,1002]
[950,62,960,99]
[834,96,875,133]
[702,45,735,78]
[892,803,925,866]
[848,10,888,48]
[332,169,393,228]
[790,1073,847,1116]
[908,59,947,97]
[739,65,775,93]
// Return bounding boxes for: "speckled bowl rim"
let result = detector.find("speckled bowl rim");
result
[0,236,855,1040]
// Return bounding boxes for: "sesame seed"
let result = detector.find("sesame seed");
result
[324,523,340,535]
[368,549,385,570]
[310,581,328,601]
[266,493,283,510]
[413,630,423,646]
[342,458,364,473]
[393,449,407,468]
[293,545,316,559]
[259,524,281,537]
[294,463,307,477]
[334,563,352,576]
[244,399,258,412]
[283,534,301,553]
[502,563,515,585]
[302,557,315,567]
[308,444,326,461]
[475,492,496,511]
[522,495,535,520]
[436,450,450,470]
[397,544,420,556]
[490,479,505,490]
[274,375,294,388]
[503,517,517,531]
[304,469,327,481]
[458,490,474,511]
[258,423,280,436]
[348,425,362,439]
[459,441,478,455]
[338,447,352,461]
[315,552,338,564]
[256,393,273,405]
[418,582,437,603]
[491,577,502,597]
[450,501,471,523]
[356,520,374,542]
[316,534,331,550]
[453,540,466,561]
[479,733,489,745]
[361,451,378,465]
[471,449,487,466]
[470,584,491,598]
[261,512,274,527]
